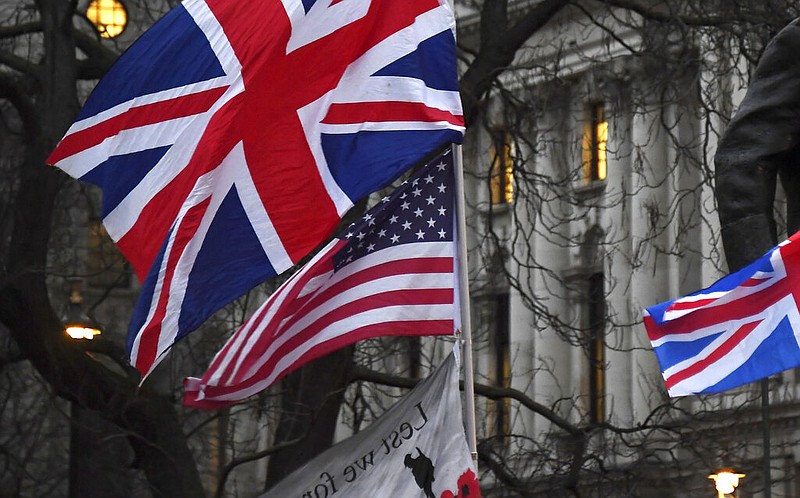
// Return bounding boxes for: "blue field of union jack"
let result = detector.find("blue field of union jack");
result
[48,0,464,378]
[644,231,800,396]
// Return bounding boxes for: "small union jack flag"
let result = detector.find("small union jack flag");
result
[47,0,464,378]
[644,231,800,396]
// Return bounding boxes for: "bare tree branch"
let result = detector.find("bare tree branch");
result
[460,0,571,124]
[602,0,795,27]
[74,28,118,79]
[0,72,39,139]
[0,53,40,80]
[350,363,581,436]
[214,434,307,498]
[0,22,41,40]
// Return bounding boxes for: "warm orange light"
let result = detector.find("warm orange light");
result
[62,280,103,340]
[86,0,128,38]
[596,119,608,181]
[582,103,608,184]
[66,326,102,340]
[490,129,514,205]
[709,470,745,496]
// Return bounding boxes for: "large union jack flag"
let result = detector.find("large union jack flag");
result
[644,231,800,397]
[47,0,464,378]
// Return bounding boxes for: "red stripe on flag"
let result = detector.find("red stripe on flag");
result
[667,298,719,312]
[664,319,762,390]
[741,276,770,287]
[322,101,464,126]
[133,197,211,373]
[47,87,227,165]
[220,266,453,386]
[643,279,795,342]
[116,166,206,281]
[183,241,455,408]
[205,241,344,385]
[184,319,452,408]
[218,256,453,386]
[231,287,453,385]
[271,257,454,336]
[643,314,662,342]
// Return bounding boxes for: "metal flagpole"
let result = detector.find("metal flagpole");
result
[453,143,479,468]
[761,378,772,498]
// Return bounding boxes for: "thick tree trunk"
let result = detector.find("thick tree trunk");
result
[0,2,206,496]
[265,346,354,489]
[1,279,207,497]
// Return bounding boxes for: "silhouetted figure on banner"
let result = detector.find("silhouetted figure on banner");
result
[404,447,436,498]
[715,18,800,270]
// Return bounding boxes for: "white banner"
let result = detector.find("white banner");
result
[260,350,480,498]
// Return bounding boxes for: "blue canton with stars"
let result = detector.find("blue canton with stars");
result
[333,149,455,270]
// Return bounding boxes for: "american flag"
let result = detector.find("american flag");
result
[47,0,464,378]
[644,231,800,396]
[183,147,457,408]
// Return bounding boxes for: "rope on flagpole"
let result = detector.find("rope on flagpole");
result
[453,143,479,470]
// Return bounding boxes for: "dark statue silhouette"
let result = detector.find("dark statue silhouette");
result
[715,18,800,270]
[404,447,436,498]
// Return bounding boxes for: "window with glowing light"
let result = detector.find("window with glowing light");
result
[86,0,128,39]
[490,128,514,205]
[582,103,607,184]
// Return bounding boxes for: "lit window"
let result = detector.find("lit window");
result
[490,129,514,205]
[86,0,128,39]
[582,103,607,184]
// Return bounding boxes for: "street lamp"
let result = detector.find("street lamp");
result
[709,469,745,498]
[62,280,101,340]
[62,280,104,498]
[85,0,128,39]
